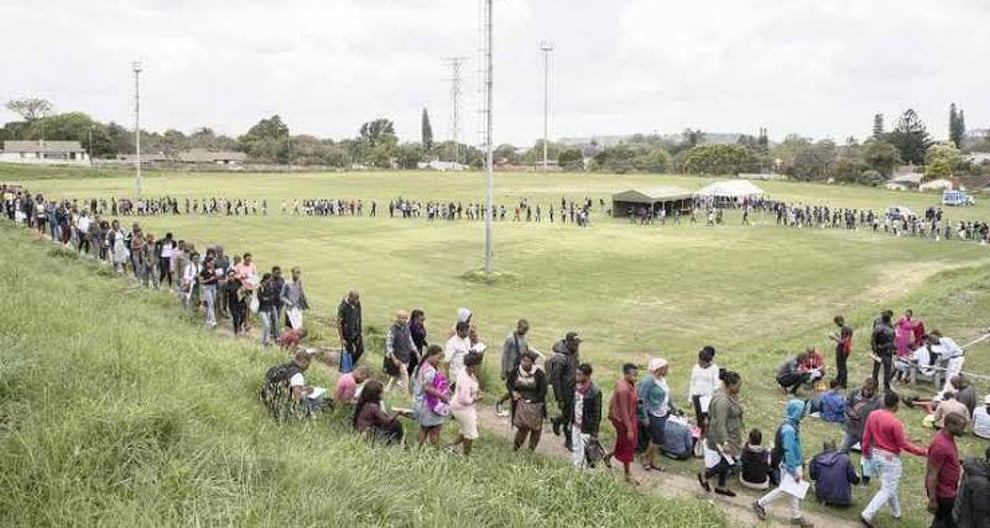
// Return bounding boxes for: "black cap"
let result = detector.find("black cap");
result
[565,331,581,343]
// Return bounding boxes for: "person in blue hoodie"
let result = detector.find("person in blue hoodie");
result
[809,439,859,507]
[752,399,814,528]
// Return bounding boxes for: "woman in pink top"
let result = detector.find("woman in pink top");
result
[449,352,483,455]
[894,310,916,359]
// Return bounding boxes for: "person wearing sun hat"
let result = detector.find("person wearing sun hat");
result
[638,356,676,472]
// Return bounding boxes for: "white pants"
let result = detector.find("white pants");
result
[571,425,588,469]
[287,307,303,330]
[862,450,902,521]
[758,467,802,520]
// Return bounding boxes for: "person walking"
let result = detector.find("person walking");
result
[570,363,603,471]
[752,399,813,527]
[384,310,416,392]
[639,357,675,472]
[605,363,640,484]
[279,267,308,330]
[926,413,966,528]
[257,273,280,346]
[689,346,720,438]
[830,315,853,388]
[508,351,547,451]
[408,309,428,392]
[699,371,744,497]
[200,256,218,328]
[859,391,928,528]
[548,332,581,449]
[497,319,530,417]
[413,345,450,448]
[337,290,364,368]
[224,269,246,334]
[870,311,896,391]
[448,352,483,456]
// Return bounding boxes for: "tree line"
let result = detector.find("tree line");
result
[2,98,987,182]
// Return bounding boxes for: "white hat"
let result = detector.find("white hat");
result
[457,307,473,323]
[648,357,668,372]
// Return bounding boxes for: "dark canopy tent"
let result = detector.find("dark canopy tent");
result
[611,186,694,218]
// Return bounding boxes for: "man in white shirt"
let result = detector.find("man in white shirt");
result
[286,351,325,414]
[973,395,990,440]
[445,321,472,384]
[76,212,92,254]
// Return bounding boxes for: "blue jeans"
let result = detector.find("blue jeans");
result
[259,308,277,345]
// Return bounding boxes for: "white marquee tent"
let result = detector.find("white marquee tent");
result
[695,179,765,199]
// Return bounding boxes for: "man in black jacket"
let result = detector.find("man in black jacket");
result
[953,446,990,528]
[337,290,364,368]
[870,311,896,391]
[547,332,581,449]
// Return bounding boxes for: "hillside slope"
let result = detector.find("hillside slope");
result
[0,224,724,527]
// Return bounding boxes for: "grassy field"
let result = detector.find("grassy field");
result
[0,223,725,527]
[6,166,990,527]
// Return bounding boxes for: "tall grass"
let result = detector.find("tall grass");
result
[0,224,724,527]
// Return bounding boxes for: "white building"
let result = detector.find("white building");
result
[0,140,89,165]
[178,148,247,165]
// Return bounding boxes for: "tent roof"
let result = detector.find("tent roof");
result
[695,179,765,198]
[612,186,693,204]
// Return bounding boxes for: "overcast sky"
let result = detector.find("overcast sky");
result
[1,0,987,146]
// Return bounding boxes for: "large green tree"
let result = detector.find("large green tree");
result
[888,108,932,164]
[239,115,290,163]
[5,98,53,122]
[925,142,961,180]
[359,118,397,148]
[861,139,901,177]
[683,144,755,175]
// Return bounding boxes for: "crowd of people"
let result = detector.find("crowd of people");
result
[4,181,990,527]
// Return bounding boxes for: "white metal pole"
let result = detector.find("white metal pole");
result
[541,42,552,171]
[483,0,494,274]
[133,61,143,197]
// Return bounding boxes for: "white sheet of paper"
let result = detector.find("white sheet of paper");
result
[471,342,487,354]
[307,387,327,400]
[780,472,810,499]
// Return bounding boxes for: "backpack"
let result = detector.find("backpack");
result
[259,362,301,420]
[770,422,788,469]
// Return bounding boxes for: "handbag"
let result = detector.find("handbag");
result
[339,349,354,374]
[249,295,260,314]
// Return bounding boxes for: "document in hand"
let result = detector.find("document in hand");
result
[307,387,327,400]
[780,473,810,499]
[470,342,488,354]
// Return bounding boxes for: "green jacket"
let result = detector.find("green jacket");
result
[706,389,744,455]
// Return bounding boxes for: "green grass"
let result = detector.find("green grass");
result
[7,166,990,527]
[0,223,725,527]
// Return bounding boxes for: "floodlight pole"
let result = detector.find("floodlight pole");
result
[133,61,143,198]
[483,0,494,274]
[540,41,553,171]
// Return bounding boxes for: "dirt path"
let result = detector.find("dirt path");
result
[472,407,860,528]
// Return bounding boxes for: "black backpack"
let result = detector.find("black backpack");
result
[259,362,301,420]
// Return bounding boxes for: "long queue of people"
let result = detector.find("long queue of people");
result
[4,183,990,527]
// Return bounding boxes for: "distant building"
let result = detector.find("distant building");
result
[178,148,246,165]
[967,152,990,165]
[116,152,169,164]
[417,160,468,171]
[0,140,89,165]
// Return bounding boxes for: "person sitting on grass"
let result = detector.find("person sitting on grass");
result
[809,439,859,507]
[817,378,846,424]
[276,327,307,351]
[973,395,990,440]
[740,429,772,491]
[284,350,325,415]
[353,379,410,446]
[334,365,371,406]
[776,352,811,395]
[800,347,826,386]
[660,415,695,461]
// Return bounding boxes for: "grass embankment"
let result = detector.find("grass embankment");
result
[0,224,724,527]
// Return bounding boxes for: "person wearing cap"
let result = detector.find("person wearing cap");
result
[971,394,990,440]
[547,331,581,450]
[638,357,677,472]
